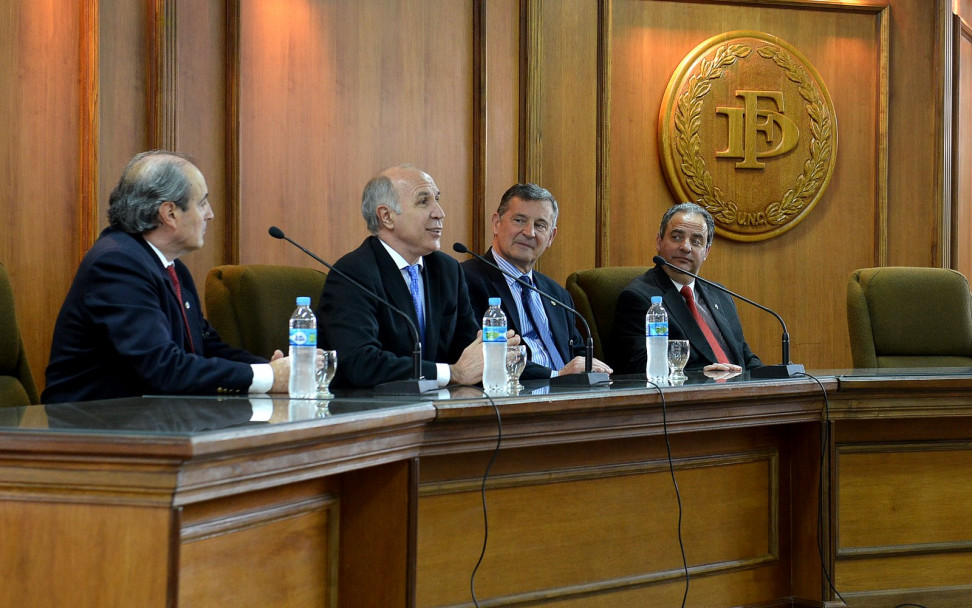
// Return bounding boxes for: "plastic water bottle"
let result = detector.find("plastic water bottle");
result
[482,297,508,392]
[645,295,669,382]
[288,296,317,398]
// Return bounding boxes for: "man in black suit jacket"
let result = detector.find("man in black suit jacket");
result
[43,151,294,404]
[610,202,762,375]
[317,165,497,388]
[462,183,612,379]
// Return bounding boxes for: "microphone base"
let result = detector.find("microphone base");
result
[374,378,440,395]
[549,372,611,387]
[749,363,805,379]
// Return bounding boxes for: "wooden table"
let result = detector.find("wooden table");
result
[1,370,971,607]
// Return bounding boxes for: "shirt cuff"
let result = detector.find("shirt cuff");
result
[435,363,451,388]
[550,369,559,378]
[249,363,275,394]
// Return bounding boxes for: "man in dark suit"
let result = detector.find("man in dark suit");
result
[43,151,293,404]
[462,183,612,379]
[317,164,497,388]
[610,202,762,375]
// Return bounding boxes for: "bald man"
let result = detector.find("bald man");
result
[317,164,491,389]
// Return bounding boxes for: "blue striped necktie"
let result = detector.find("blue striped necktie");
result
[406,264,426,344]
[519,275,565,370]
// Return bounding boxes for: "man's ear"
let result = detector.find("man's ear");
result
[490,212,501,236]
[376,205,395,230]
[546,225,558,248]
[157,201,178,229]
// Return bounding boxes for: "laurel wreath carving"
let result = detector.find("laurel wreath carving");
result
[673,43,834,228]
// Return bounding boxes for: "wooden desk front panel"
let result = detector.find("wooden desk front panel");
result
[416,427,804,608]
[178,479,341,608]
[834,417,972,606]
[0,499,172,608]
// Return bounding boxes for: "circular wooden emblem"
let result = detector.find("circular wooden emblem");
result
[659,31,837,241]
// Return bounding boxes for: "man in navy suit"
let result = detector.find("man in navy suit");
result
[43,151,294,403]
[317,164,506,388]
[462,183,612,379]
[610,202,763,375]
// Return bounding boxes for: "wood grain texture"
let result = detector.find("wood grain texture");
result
[0,2,83,391]
[0,501,171,608]
[237,0,475,270]
[0,0,966,388]
[417,445,780,607]
[3,377,972,605]
[606,0,886,370]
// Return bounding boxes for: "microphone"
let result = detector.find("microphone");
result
[651,255,804,379]
[454,242,609,387]
[270,226,437,395]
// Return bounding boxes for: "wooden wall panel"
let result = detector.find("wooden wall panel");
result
[605,1,887,369]
[885,1,948,267]
[0,3,83,391]
[481,0,521,249]
[527,0,600,283]
[237,0,476,270]
[98,0,151,225]
[956,21,972,280]
[174,0,231,282]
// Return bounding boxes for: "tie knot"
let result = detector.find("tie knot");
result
[520,274,532,286]
[407,264,421,279]
[680,285,693,301]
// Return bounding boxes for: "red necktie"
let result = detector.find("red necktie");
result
[680,285,729,364]
[166,265,196,353]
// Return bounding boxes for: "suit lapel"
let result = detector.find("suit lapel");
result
[695,283,744,364]
[369,238,429,355]
[534,274,571,360]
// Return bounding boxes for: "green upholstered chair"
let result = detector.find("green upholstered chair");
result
[205,264,327,360]
[846,267,972,368]
[0,262,39,406]
[565,266,649,362]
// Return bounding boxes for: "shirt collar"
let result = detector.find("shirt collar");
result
[378,238,424,271]
[146,240,174,268]
[491,249,531,283]
[669,276,696,293]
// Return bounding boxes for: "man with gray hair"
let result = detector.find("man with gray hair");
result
[462,183,612,379]
[610,202,762,375]
[317,164,491,388]
[43,150,293,403]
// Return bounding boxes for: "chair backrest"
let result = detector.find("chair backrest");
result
[205,264,327,360]
[847,266,972,368]
[0,263,39,406]
[565,266,649,361]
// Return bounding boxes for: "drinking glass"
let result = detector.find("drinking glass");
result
[316,350,338,399]
[506,345,527,393]
[667,339,690,379]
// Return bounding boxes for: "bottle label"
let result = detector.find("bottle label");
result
[646,322,668,337]
[483,325,507,343]
[289,328,317,347]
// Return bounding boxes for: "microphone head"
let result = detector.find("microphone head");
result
[452,242,469,254]
[652,255,666,266]
[268,226,285,239]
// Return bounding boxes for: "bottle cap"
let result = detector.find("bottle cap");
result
[488,297,501,306]
[650,296,662,304]
[297,296,311,306]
